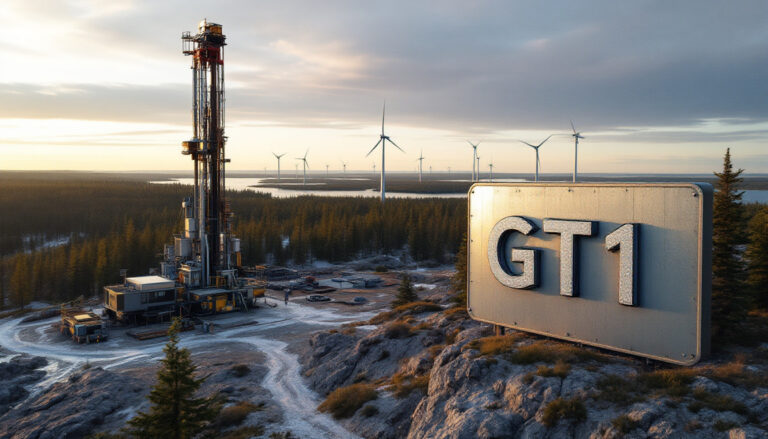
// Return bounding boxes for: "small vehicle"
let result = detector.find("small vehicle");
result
[353,296,368,304]
[306,295,331,302]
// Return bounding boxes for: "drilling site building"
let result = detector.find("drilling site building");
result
[104,20,264,323]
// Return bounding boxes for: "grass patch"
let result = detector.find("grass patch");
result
[215,401,265,427]
[368,301,441,325]
[536,360,571,379]
[466,335,519,356]
[688,389,748,415]
[508,340,603,364]
[445,328,461,345]
[230,364,250,378]
[443,307,468,320]
[611,414,640,434]
[684,419,702,432]
[702,356,768,389]
[384,322,413,339]
[541,397,587,427]
[596,368,697,405]
[713,419,739,432]
[389,372,430,398]
[217,426,266,439]
[360,404,379,417]
[413,321,433,331]
[485,401,502,410]
[318,383,378,419]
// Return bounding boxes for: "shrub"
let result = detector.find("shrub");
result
[318,383,378,419]
[611,414,639,434]
[215,401,263,427]
[230,364,250,378]
[485,401,502,410]
[360,404,379,417]
[636,368,696,397]
[541,397,587,427]
[384,322,413,339]
[390,372,430,398]
[536,360,571,379]
[374,265,388,273]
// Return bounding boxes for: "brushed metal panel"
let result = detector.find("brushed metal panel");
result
[467,183,712,365]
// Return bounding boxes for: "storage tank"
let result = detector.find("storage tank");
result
[175,237,192,258]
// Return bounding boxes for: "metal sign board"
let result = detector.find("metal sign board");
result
[467,183,712,365]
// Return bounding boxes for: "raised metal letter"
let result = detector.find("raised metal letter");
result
[543,219,597,297]
[605,223,639,306]
[488,216,540,289]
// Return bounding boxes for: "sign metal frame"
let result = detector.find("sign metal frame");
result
[467,182,712,365]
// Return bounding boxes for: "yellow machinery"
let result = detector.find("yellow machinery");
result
[61,305,108,343]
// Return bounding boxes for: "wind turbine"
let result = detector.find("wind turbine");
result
[372,162,376,177]
[341,160,348,175]
[273,152,286,186]
[325,164,329,177]
[518,135,554,182]
[467,141,480,181]
[366,102,404,202]
[429,165,432,175]
[416,150,425,183]
[489,161,494,183]
[295,149,310,187]
[476,156,481,181]
[570,120,585,182]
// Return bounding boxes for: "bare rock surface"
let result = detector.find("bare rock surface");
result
[301,307,768,439]
[0,355,48,413]
[0,366,146,439]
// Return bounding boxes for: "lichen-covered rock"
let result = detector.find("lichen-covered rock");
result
[0,366,146,439]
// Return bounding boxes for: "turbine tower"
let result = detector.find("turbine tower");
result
[416,150,425,183]
[489,161,494,182]
[467,141,480,181]
[476,156,481,181]
[366,102,404,202]
[372,162,376,176]
[341,160,348,174]
[570,120,585,182]
[325,164,329,177]
[273,152,286,186]
[295,149,309,186]
[518,135,554,182]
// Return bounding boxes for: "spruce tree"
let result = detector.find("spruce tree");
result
[392,273,418,308]
[126,318,219,439]
[451,233,468,308]
[712,148,747,335]
[746,206,768,309]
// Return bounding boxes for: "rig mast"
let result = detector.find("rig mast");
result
[179,20,238,287]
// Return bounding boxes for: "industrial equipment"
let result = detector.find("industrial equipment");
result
[103,20,266,323]
[61,305,108,343]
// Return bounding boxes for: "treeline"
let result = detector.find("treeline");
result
[0,177,466,309]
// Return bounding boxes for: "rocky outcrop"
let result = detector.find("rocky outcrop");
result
[0,366,147,439]
[302,309,768,439]
[0,355,48,413]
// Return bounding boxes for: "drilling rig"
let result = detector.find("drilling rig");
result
[103,21,265,323]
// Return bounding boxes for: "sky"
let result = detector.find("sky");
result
[1,0,767,174]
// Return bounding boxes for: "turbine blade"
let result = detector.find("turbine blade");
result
[536,134,555,147]
[570,120,576,134]
[382,101,386,135]
[304,149,309,159]
[388,138,405,153]
[518,140,537,148]
[366,139,383,157]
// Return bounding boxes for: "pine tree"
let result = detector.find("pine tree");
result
[712,148,747,335]
[10,255,31,309]
[746,206,768,309]
[126,318,220,439]
[392,273,418,308]
[451,233,468,308]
